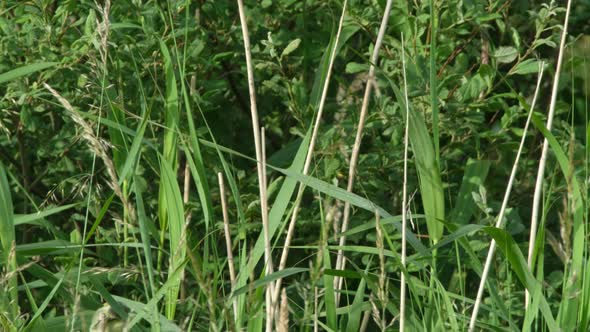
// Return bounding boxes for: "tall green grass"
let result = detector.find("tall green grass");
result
[0,1,588,331]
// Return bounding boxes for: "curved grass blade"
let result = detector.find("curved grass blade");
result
[391,83,445,243]
[0,62,57,84]
[159,158,186,320]
[0,163,18,322]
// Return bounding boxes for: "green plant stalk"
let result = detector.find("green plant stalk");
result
[429,0,439,165]
[0,163,18,326]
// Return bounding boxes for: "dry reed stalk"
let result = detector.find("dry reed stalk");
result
[219,172,238,321]
[277,288,289,332]
[314,286,319,332]
[261,127,275,327]
[399,33,410,332]
[360,310,371,332]
[334,0,394,298]
[271,0,348,308]
[235,0,274,328]
[525,0,573,308]
[468,62,546,331]
[375,210,387,331]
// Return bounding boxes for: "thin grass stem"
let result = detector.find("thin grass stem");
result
[525,0,573,308]
[468,62,546,331]
[400,33,410,332]
[334,0,394,298]
[218,172,238,321]
[271,0,348,307]
[235,0,274,327]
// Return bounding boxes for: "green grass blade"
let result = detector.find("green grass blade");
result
[345,265,368,332]
[14,203,79,226]
[482,226,558,331]
[117,106,151,186]
[0,162,18,322]
[83,193,115,243]
[23,277,64,332]
[450,159,490,225]
[323,246,337,330]
[159,40,180,170]
[429,0,439,164]
[531,113,585,329]
[160,158,187,320]
[391,83,445,243]
[235,130,311,286]
[113,296,181,332]
[127,259,189,329]
[271,165,427,254]
[134,177,160,330]
[0,62,57,84]
[232,268,308,297]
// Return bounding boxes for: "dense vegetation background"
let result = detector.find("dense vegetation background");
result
[0,0,588,331]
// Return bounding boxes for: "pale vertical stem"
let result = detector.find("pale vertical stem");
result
[180,159,191,302]
[262,127,273,277]
[271,0,348,306]
[399,33,410,332]
[468,63,545,331]
[314,286,319,332]
[360,310,371,332]
[334,0,394,299]
[219,172,238,320]
[235,0,273,327]
[262,127,275,331]
[526,0,572,308]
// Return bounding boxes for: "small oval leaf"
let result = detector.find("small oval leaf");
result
[281,38,301,58]
[493,46,518,64]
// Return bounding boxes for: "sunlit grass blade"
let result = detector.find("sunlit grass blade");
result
[390,82,445,243]
[14,203,79,226]
[160,158,187,320]
[0,62,57,84]
[158,39,180,280]
[134,176,160,330]
[159,41,179,170]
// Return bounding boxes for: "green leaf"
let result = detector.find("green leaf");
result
[511,59,546,76]
[345,62,369,74]
[492,46,518,64]
[281,38,301,58]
